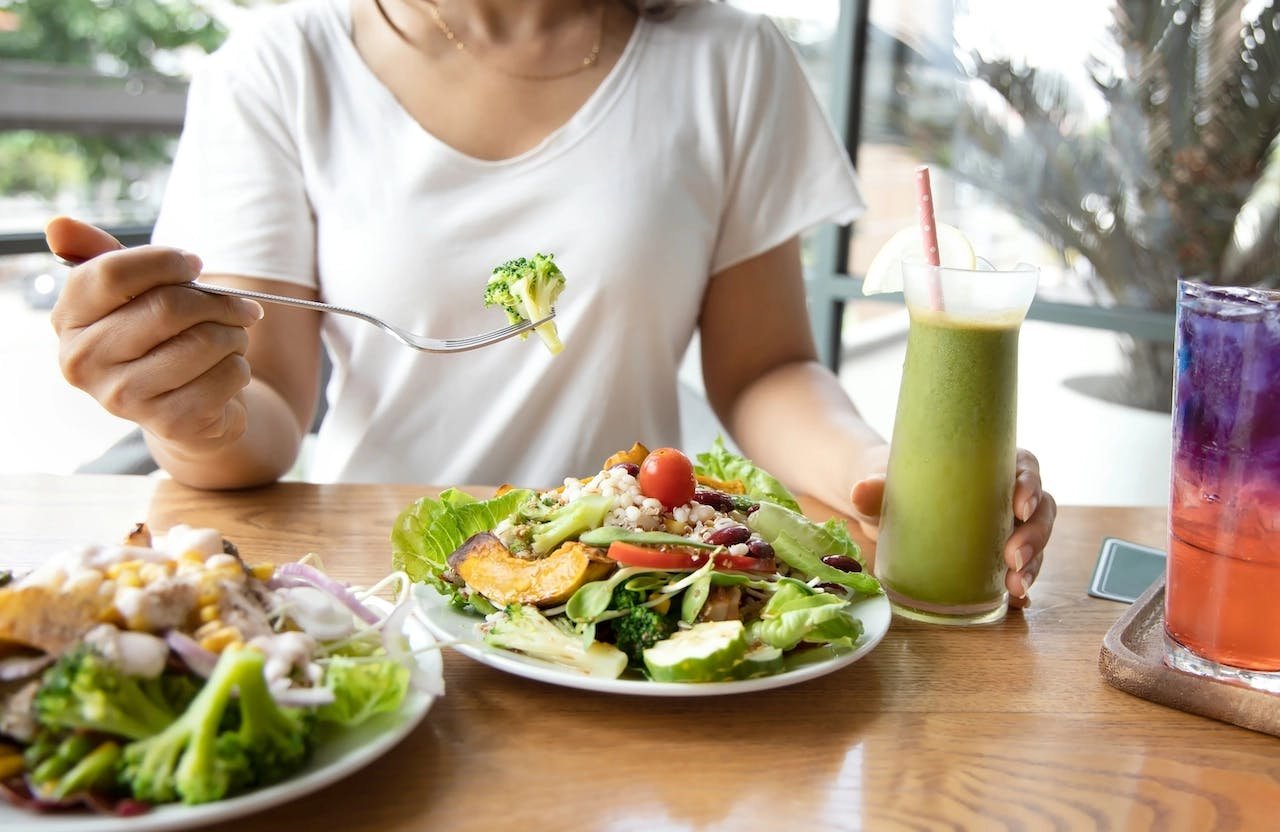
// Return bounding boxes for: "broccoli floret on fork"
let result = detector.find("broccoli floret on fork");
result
[483,253,566,355]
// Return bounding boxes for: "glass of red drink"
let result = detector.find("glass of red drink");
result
[1166,281,1280,693]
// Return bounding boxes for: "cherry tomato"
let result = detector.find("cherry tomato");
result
[638,447,696,509]
[606,541,776,573]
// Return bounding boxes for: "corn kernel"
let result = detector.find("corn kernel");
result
[199,626,243,653]
[64,568,103,595]
[116,571,142,589]
[0,754,25,781]
[205,553,241,573]
[198,603,220,623]
[106,559,141,579]
[138,562,170,585]
[196,577,223,606]
[194,620,222,640]
[251,563,275,582]
[175,552,204,574]
[648,593,671,615]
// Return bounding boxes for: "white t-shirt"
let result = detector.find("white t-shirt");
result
[153,0,865,488]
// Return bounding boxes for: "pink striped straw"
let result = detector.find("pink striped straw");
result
[915,166,945,310]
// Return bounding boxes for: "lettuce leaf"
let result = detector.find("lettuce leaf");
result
[748,579,863,650]
[693,436,801,513]
[390,487,534,594]
[317,656,410,727]
[747,502,880,595]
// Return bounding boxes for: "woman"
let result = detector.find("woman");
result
[45,0,1055,604]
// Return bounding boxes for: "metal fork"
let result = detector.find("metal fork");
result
[52,254,553,354]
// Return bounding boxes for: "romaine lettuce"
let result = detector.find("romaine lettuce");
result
[693,437,802,513]
[747,502,881,595]
[748,579,860,650]
[390,487,533,594]
[317,656,410,727]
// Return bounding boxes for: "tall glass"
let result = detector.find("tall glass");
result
[875,262,1038,626]
[1165,281,1280,692]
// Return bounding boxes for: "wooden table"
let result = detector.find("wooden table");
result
[2,474,1277,831]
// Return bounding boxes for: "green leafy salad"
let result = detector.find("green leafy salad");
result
[393,440,882,682]
[0,525,434,815]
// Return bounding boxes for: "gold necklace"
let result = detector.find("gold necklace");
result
[424,1,605,81]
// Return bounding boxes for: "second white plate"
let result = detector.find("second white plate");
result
[0,598,442,832]
[414,584,890,697]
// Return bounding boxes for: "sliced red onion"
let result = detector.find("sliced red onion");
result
[0,778,151,817]
[270,685,336,707]
[165,630,217,678]
[0,653,52,681]
[270,563,380,625]
[381,600,442,696]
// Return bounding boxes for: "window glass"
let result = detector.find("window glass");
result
[0,0,243,474]
[840,0,1279,504]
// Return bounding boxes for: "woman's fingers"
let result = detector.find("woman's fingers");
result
[63,284,262,369]
[52,246,207,330]
[87,320,251,413]
[1013,448,1043,523]
[46,218,265,445]
[1004,490,1056,607]
[1007,549,1045,608]
[144,355,254,442]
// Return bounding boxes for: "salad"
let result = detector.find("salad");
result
[0,524,433,815]
[392,440,882,682]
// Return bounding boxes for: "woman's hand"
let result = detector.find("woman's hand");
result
[849,448,1057,608]
[46,216,265,450]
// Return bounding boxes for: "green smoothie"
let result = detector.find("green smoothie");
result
[876,308,1020,622]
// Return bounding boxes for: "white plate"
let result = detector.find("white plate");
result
[414,584,891,697]
[0,599,442,832]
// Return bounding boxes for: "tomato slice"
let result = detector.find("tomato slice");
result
[606,541,775,573]
[713,553,777,573]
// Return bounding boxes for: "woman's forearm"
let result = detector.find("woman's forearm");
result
[723,360,886,511]
[143,378,307,490]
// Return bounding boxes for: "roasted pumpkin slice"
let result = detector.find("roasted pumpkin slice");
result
[694,474,746,495]
[449,534,614,607]
[602,442,650,470]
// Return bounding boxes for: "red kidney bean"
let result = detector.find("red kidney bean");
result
[820,555,863,573]
[692,489,735,513]
[746,538,775,559]
[611,462,640,477]
[706,524,752,546]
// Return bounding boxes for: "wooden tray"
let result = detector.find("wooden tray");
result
[1098,574,1280,736]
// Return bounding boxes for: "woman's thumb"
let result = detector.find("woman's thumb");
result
[850,474,886,520]
[45,216,126,262]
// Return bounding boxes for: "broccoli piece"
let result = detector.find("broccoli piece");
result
[483,253,566,354]
[482,605,627,679]
[607,587,674,666]
[120,647,311,805]
[528,494,613,555]
[35,645,193,741]
[49,740,121,800]
[28,732,97,790]
[215,655,312,787]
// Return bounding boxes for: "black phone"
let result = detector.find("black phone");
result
[1088,537,1167,603]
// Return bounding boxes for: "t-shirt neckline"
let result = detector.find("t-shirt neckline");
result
[328,0,649,169]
